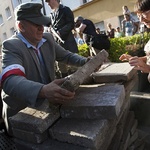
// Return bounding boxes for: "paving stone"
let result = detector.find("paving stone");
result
[128,130,138,147]
[118,111,135,150]
[49,118,116,150]
[14,137,91,150]
[12,128,48,144]
[93,62,137,83]
[9,99,60,134]
[60,84,125,119]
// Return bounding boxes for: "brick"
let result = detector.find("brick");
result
[93,62,137,83]
[9,99,60,133]
[12,128,48,144]
[14,138,91,150]
[61,49,108,92]
[49,118,116,150]
[60,84,125,119]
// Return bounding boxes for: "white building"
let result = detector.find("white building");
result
[0,0,138,47]
[0,0,92,45]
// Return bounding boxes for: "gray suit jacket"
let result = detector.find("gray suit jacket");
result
[1,32,86,129]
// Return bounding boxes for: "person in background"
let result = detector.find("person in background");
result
[73,30,84,45]
[119,0,150,80]
[122,5,135,22]
[0,2,89,135]
[121,13,138,36]
[114,27,124,38]
[45,0,78,77]
[106,23,115,38]
[96,28,101,34]
[74,16,110,56]
[74,16,97,45]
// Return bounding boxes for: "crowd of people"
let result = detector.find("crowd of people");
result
[0,0,149,139]
[73,4,148,44]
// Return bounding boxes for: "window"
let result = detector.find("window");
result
[95,21,106,34]
[83,0,87,3]
[3,32,7,41]
[10,27,15,36]
[0,15,3,25]
[5,7,11,19]
[12,0,22,9]
[17,0,22,4]
[119,15,124,29]
[83,0,92,4]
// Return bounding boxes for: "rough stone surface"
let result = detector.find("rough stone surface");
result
[49,118,116,150]
[61,49,108,92]
[60,84,125,119]
[12,128,48,144]
[9,99,60,133]
[93,62,137,83]
[14,138,91,150]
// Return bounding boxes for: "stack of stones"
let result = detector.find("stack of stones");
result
[9,63,145,150]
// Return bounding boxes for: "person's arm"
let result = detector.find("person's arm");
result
[119,54,149,73]
[76,23,87,34]
[57,7,75,37]
[133,21,139,34]
[121,20,125,34]
[129,56,150,73]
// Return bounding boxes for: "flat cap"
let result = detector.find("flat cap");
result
[15,2,50,26]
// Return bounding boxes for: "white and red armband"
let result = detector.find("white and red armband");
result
[0,64,26,84]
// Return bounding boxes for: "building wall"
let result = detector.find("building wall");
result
[0,0,138,44]
[0,0,16,42]
[73,0,137,31]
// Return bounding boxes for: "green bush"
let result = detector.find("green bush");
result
[108,32,149,62]
[78,43,90,57]
[77,32,149,62]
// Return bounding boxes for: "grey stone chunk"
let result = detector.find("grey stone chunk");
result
[9,99,60,133]
[60,84,125,119]
[93,62,137,83]
[49,118,116,150]
[14,137,91,150]
[61,49,108,92]
[12,128,48,144]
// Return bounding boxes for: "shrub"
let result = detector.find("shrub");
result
[77,32,149,62]
[78,43,90,57]
[108,32,149,62]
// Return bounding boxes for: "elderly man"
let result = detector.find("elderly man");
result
[0,2,88,135]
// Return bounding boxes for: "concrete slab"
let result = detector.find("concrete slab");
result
[93,62,137,83]
[12,128,48,144]
[60,84,125,119]
[9,99,60,133]
[49,118,116,150]
[14,137,91,150]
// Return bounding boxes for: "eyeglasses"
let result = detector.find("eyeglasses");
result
[137,10,150,19]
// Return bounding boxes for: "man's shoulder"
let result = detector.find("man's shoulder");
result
[43,32,54,42]
[2,35,20,45]
[59,4,70,9]
[59,4,71,12]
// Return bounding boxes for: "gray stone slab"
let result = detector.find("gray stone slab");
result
[12,128,48,144]
[49,118,116,150]
[60,84,125,119]
[9,99,60,133]
[93,62,137,83]
[14,137,92,150]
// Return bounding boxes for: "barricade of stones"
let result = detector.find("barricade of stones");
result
[9,62,145,150]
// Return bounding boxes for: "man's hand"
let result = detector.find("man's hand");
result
[39,78,75,104]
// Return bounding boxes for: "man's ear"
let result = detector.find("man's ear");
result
[18,22,25,32]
